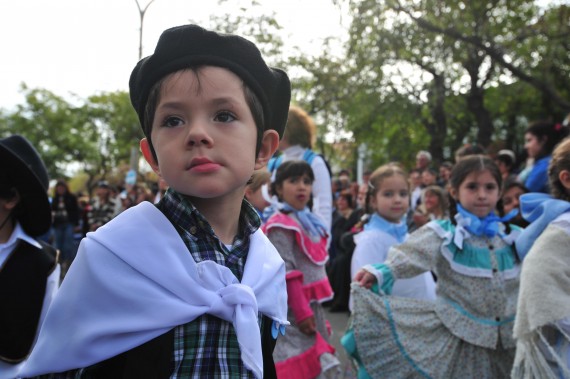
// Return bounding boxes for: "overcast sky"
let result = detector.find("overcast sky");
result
[0,0,346,110]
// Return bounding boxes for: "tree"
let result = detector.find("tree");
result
[0,85,141,190]
[0,85,99,179]
[333,0,569,164]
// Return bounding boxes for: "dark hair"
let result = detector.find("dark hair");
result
[495,153,515,170]
[525,120,570,160]
[447,155,506,224]
[548,137,570,201]
[55,179,70,192]
[270,160,315,201]
[142,67,265,162]
[455,143,487,161]
[337,189,355,209]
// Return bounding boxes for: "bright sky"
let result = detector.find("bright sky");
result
[0,0,346,110]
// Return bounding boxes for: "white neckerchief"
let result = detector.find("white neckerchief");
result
[20,202,288,379]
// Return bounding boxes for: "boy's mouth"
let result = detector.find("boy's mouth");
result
[188,157,220,172]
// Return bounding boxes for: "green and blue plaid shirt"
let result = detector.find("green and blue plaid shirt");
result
[157,189,260,378]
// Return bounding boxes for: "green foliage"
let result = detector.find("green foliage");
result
[0,85,141,185]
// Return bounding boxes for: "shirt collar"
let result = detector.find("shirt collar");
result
[0,222,42,251]
[282,145,305,156]
[158,188,261,242]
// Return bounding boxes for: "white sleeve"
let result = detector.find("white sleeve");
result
[310,156,333,234]
[350,232,389,280]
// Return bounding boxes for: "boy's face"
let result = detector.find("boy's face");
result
[141,67,277,203]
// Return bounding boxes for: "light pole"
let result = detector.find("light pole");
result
[129,0,156,180]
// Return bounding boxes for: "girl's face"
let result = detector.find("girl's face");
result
[276,174,313,211]
[336,195,349,211]
[423,191,440,214]
[502,186,525,215]
[421,171,437,186]
[451,169,500,218]
[524,132,544,158]
[371,175,409,223]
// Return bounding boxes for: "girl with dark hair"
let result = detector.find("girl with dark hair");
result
[524,120,570,193]
[262,160,340,378]
[348,155,522,378]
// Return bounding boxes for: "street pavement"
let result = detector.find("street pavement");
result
[324,307,357,378]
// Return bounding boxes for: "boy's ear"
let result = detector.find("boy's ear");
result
[559,170,570,190]
[140,138,161,176]
[255,130,280,170]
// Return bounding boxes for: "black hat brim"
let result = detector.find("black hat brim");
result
[0,146,51,237]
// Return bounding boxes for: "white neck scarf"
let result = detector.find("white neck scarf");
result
[20,202,288,379]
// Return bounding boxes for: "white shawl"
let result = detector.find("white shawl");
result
[513,212,570,378]
[19,202,288,379]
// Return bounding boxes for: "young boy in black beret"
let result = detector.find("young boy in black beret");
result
[21,24,290,379]
[0,135,59,379]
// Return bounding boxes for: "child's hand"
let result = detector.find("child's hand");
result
[297,316,316,335]
[354,269,377,289]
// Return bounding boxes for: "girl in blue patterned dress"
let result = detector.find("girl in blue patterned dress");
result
[346,155,522,378]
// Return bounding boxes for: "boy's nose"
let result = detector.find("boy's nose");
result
[186,121,214,147]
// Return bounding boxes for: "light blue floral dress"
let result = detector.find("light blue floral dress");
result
[343,215,522,378]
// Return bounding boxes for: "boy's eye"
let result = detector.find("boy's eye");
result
[214,111,236,123]
[466,183,478,190]
[400,191,409,197]
[382,191,393,197]
[303,178,312,185]
[486,184,498,191]
[162,116,184,128]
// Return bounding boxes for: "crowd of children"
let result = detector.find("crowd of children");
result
[3,23,570,379]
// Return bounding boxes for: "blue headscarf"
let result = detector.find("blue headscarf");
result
[364,213,408,243]
[515,193,570,260]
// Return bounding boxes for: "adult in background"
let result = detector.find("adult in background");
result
[495,149,518,184]
[523,119,570,193]
[271,105,333,234]
[87,181,118,232]
[438,161,453,189]
[51,180,79,269]
[415,150,432,171]
[0,135,59,378]
[409,168,423,212]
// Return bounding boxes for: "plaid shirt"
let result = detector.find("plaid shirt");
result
[36,190,264,379]
[157,189,260,378]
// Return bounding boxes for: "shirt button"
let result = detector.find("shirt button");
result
[489,245,494,250]
[492,268,498,273]
[495,316,501,322]
[190,226,197,234]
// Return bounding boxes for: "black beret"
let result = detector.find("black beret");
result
[129,24,291,138]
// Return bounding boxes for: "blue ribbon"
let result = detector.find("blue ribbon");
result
[455,204,517,238]
[515,193,570,260]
